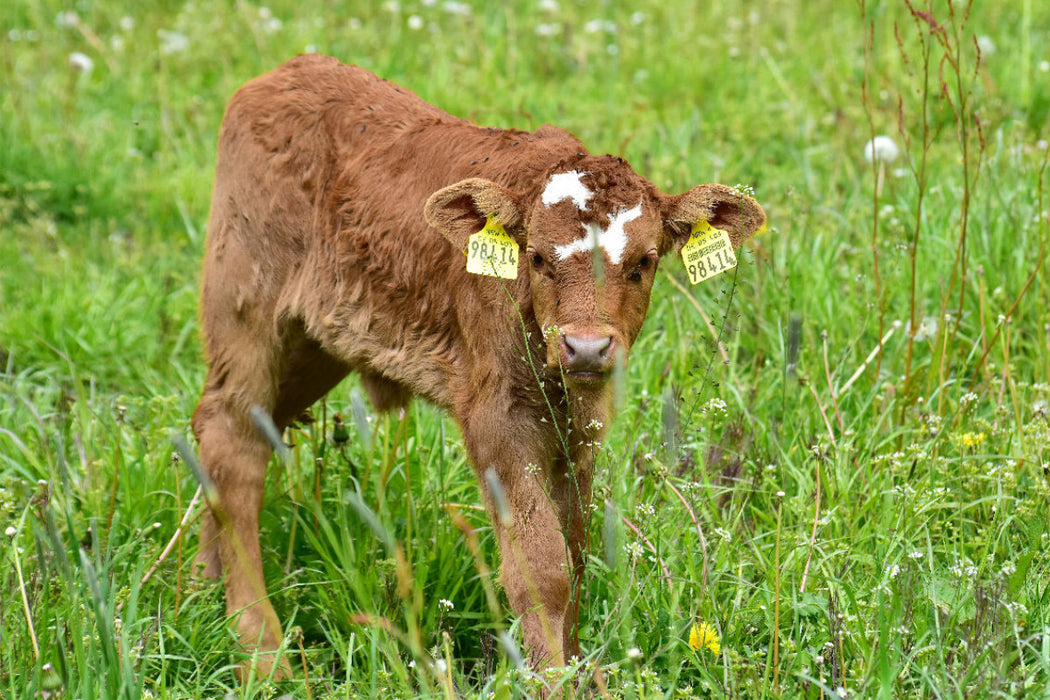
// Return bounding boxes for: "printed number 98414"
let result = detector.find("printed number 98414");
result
[469,239,514,266]
[687,248,735,285]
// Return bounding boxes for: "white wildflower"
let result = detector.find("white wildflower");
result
[442,1,471,15]
[1004,601,1028,616]
[976,36,996,56]
[701,397,728,415]
[68,52,94,74]
[909,315,938,342]
[539,0,559,11]
[158,29,189,54]
[120,16,135,31]
[407,15,424,30]
[535,23,558,37]
[4,526,16,537]
[583,19,616,34]
[56,11,80,28]
[260,15,282,34]
[626,647,643,661]
[864,135,899,164]
[439,598,454,610]
[630,11,645,25]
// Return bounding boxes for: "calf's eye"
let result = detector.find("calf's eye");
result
[627,255,652,282]
[532,253,545,267]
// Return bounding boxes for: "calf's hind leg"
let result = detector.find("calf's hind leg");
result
[193,338,290,680]
[195,328,353,679]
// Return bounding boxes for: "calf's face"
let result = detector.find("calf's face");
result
[425,156,765,389]
[524,161,664,387]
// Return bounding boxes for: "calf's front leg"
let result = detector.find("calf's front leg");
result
[463,409,571,669]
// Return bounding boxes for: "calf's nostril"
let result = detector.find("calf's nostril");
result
[561,336,576,359]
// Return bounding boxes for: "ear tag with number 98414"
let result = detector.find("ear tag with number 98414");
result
[466,215,519,280]
[680,220,736,285]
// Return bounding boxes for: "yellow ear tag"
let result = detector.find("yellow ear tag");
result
[466,215,519,280]
[681,220,737,285]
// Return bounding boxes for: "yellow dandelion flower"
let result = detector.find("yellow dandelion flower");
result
[688,622,721,655]
[960,432,986,448]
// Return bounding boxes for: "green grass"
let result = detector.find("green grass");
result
[2,0,1049,697]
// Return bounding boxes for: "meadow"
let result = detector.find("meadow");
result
[2,0,1049,697]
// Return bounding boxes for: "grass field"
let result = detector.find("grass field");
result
[2,0,1049,697]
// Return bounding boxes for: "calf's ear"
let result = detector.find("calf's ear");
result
[425,178,525,253]
[658,183,766,253]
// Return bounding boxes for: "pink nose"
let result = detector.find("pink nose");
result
[561,334,613,373]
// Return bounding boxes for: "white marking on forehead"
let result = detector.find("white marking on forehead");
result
[542,170,593,210]
[554,223,602,262]
[600,204,642,264]
[553,204,642,265]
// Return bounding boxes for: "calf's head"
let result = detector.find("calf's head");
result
[425,155,766,389]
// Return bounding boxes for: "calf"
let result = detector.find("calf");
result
[193,54,765,680]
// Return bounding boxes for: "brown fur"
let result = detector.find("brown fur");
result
[193,54,766,682]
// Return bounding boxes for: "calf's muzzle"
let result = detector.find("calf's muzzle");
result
[560,333,615,378]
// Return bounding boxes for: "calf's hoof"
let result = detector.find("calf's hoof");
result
[233,604,290,681]
[235,650,293,683]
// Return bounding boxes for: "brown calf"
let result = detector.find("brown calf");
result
[193,54,765,680]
